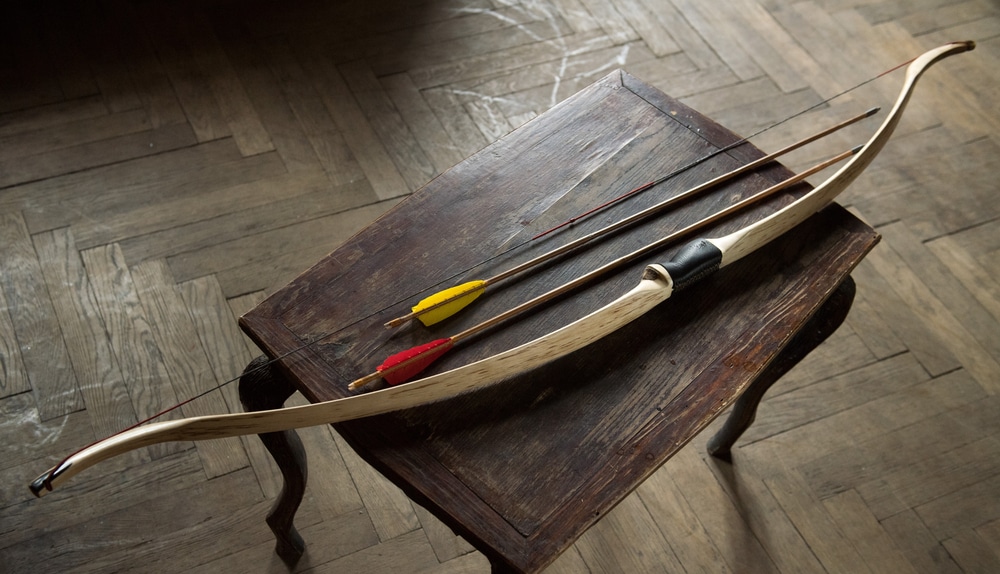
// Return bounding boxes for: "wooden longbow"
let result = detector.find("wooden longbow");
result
[31,41,975,497]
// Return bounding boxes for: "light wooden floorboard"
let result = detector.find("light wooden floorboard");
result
[1,0,998,571]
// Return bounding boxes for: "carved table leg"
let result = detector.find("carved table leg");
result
[707,277,857,460]
[239,355,308,565]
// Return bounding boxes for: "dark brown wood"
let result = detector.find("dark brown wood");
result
[238,355,307,565]
[239,70,879,572]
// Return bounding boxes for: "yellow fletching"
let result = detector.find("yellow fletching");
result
[413,281,486,326]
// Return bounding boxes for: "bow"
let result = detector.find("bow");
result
[30,41,974,497]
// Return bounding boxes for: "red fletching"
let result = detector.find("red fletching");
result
[377,338,454,385]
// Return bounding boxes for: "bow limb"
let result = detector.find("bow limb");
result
[32,269,674,496]
[707,40,975,265]
[30,41,974,497]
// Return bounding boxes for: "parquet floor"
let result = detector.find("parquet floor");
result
[1,1,998,572]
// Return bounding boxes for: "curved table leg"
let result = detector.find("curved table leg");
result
[239,355,308,565]
[707,277,857,460]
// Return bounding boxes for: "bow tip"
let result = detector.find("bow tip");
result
[29,470,57,498]
[952,40,976,52]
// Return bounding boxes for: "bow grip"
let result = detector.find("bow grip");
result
[657,238,723,292]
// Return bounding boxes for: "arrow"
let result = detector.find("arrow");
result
[28,41,974,498]
[387,107,879,329]
[354,144,862,390]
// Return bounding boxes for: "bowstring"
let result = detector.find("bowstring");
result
[111,55,916,428]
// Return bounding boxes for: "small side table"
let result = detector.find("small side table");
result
[239,70,878,573]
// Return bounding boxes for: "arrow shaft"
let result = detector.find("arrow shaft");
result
[354,145,860,390]
[387,108,878,328]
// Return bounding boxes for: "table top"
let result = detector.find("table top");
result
[240,70,878,572]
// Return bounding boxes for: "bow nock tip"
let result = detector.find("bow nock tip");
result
[29,464,66,498]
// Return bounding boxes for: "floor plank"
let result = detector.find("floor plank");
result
[2,1,998,571]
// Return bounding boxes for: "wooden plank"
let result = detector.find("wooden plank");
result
[405,28,615,89]
[663,446,778,572]
[545,546,591,574]
[75,5,142,114]
[116,175,374,265]
[916,470,1000,539]
[331,431,420,542]
[0,122,197,190]
[185,12,275,157]
[822,489,918,574]
[0,109,150,160]
[1,467,272,573]
[700,450,828,573]
[612,0,680,57]
[380,72,467,174]
[546,0,603,34]
[178,274,256,406]
[465,98,514,143]
[171,200,398,295]
[259,36,365,185]
[881,221,1000,364]
[449,40,661,101]
[668,0,764,82]
[574,493,685,573]
[302,529,440,573]
[293,34,410,200]
[129,259,248,478]
[371,14,580,78]
[943,528,1000,573]
[881,509,963,574]
[340,59,437,191]
[0,95,108,138]
[797,369,989,499]
[79,244,187,460]
[0,447,199,551]
[32,228,136,438]
[857,433,1000,520]
[207,13,326,175]
[106,0,187,128]
[625,61,740,100]
[861,232,1000,393]
[927,235,1000,325]
[576,0,640,44]
[0,282,30,399]
[724,0,821,94]
[185,505,379,573]
[134,2,230,144]
[0,212,82,420]
[412,503,475,563]
[12,139,242,231]
[637,462,740,573]
[849,248,962,378]
[756,444,873,573]
[766,329,876,396]
[420,85,493,159]
[636,0,719,68]
[24,147,287,238]
[738,353,930,445]
[74,169,332,253]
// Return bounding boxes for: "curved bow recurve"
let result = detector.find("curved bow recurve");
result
[31,41,974,497]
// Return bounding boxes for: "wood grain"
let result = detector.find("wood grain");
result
[1,1,998,572]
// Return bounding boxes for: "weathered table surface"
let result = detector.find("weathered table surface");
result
[239,70,879,573]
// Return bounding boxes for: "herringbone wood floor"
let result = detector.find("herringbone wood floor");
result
[2,0,998,572]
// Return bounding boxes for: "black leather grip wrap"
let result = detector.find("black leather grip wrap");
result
[661,239,723,292]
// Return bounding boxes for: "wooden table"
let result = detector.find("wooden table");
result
[237,70,879,573]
